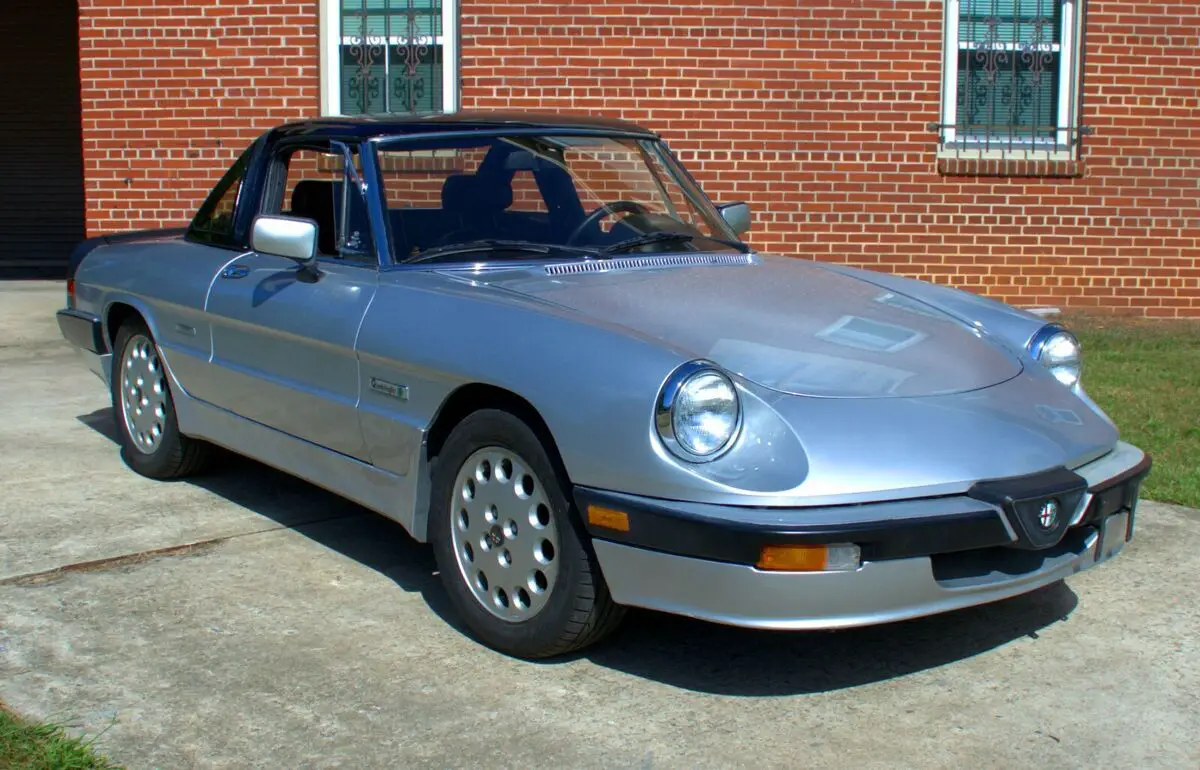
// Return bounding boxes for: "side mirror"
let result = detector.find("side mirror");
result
[717,202,752,237]
[251,215,318,267]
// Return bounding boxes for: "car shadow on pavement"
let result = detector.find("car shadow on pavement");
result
[76,408,461,628]
[583,582,1077,695]
[79,407,1080,697]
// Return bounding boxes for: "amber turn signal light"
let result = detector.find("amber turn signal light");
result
[586,505,630,532]
[756,543,861,572]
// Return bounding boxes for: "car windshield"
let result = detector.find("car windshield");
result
[373,134,746,263]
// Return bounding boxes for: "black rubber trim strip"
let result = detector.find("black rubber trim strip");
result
[967,465,1089,550]
[573,487,1013,565]
[968,465,1087,508]
[1087,453,1153,494]
[56,309,107,355]
[1076,454,1152,527]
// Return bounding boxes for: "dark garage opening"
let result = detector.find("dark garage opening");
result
[0,0,85,278]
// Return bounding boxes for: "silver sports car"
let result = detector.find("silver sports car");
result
[57,112,1150,658]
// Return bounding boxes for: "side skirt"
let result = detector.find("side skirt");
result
[174,390,428,542]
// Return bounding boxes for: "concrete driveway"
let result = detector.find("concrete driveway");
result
[1,280,1197,769]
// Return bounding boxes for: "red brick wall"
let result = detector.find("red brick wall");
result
[79,0,1200,316]
[79,0,319,234]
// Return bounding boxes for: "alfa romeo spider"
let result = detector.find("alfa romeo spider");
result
[57,113,1150,658]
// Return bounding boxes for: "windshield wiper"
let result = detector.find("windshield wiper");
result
[600,231,747,255]
[409,239,551,264]
[409,239,602,264]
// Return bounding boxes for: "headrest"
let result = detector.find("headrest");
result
[291,179,342,215]
[441,174,513,213]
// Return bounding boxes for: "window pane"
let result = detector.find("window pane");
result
[192,177,241,236]
[280,149,372,262]
[375,136,735,261]
[960,0,1061,46]
[389,43,442,114]
[509,171,548,213]
[340,0,443,116]
[189,148,250,243]
[956,52,1059,140]
[955,0,1062,142]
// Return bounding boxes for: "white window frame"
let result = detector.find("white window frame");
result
[319,0,458,117]
[939,0,1082,160]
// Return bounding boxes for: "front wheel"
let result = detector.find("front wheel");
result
[429,410,624,658]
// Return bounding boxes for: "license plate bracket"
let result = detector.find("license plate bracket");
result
[1096,510,1131,562]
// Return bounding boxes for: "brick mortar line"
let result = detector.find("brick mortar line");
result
[0,514,356,587]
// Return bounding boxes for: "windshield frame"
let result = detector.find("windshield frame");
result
[367,129,748,268]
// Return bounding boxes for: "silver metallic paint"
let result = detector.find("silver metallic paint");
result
[72,244,1129,524]
[592,530,1104,631]
[588,441,1145,629]
[65,135,1139,563]
[57,126,1151,635]
[475,255,1026,400]
[203,255,378,460]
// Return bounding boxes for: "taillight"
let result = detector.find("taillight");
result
[66,278,75,308]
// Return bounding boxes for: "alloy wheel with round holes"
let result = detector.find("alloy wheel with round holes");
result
[110,319,212,479]
[119,332,168,454]
[430,409,625,659]
[451,447,560,622]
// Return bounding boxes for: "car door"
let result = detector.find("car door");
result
[146,145,259,396]
[202,139,378,460]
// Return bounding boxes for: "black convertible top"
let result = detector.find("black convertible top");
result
[266,111,658,143]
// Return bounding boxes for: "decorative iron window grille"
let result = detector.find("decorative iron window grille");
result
[340,0,445,115]
[935,0,1088,154]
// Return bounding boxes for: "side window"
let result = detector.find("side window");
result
[189,147,251,246]
[270,145,374,264]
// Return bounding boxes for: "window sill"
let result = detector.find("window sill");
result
[936,148,1084,179]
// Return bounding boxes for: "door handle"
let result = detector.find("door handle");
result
[221,264,250,280]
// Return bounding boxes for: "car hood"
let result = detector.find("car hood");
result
[462,254,1025,398]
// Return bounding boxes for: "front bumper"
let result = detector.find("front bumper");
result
[580,441,1150,630]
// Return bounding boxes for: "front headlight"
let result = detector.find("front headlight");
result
[1029,324,1082,388]
[656,362,741,461]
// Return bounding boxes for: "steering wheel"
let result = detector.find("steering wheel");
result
[566,200,652,245]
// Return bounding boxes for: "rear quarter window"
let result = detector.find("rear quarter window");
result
[188,147,253,247]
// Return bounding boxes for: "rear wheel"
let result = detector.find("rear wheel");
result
[430,409,624,658]
[110,319,212,479]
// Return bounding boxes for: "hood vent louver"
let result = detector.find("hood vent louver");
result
[544,253,755,276]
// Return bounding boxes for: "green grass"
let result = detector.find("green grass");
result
[1066,314,1200,509]
[0,706,117,770]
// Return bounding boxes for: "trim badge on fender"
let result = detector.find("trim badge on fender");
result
[370,377,409,401]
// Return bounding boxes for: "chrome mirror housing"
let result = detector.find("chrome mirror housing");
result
[717,201,752,236]
[251,215,318,266]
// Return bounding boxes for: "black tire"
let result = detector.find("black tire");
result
[110,319,213,479]
[429,409,625,659]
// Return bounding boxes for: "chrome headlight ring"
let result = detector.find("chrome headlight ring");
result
[1028,323,1083,388]
[655,361,743,463]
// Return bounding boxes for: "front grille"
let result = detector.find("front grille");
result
[931,526,1095,584]
[930,459,1148,585]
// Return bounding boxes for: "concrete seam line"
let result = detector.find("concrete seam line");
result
[0,514,352,587]
[0,538,229,586]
